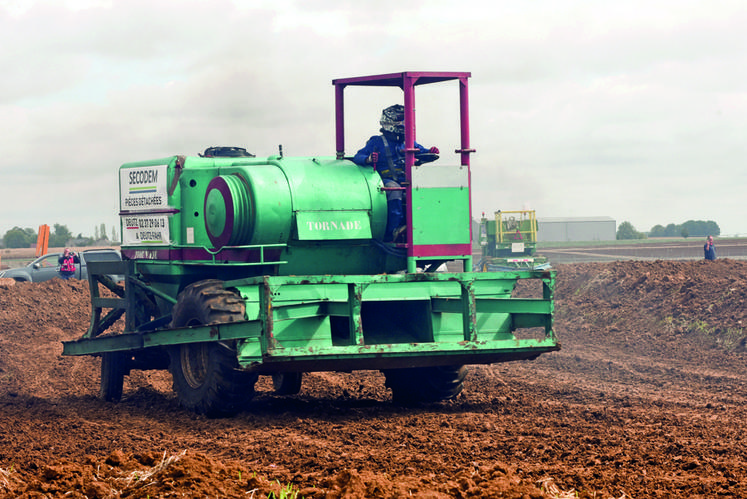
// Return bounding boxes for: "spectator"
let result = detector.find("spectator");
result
[704,236,716,261]
[58,248,80,279]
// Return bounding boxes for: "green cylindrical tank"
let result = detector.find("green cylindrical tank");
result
[203,163,294,247]
[119,154,400,289]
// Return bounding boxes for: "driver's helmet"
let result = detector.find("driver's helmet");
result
[379,104,405,138]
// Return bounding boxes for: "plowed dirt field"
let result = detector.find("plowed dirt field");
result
[1,259,746,498]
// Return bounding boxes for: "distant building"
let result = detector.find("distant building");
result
[537,216,616,242]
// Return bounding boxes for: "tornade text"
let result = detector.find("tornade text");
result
[306,220,363,231]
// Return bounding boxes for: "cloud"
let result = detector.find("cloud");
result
[1,0,746,240]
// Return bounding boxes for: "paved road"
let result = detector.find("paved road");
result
[536,238,747,264]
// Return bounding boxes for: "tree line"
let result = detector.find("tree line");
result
[617,220,721,240]
[1,224,118,249]
[3,219,722,246]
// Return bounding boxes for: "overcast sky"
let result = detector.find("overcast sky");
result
[2,0,745,241]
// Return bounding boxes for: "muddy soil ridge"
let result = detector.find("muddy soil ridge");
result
[1,259,746,498]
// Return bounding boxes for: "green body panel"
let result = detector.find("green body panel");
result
[410,163,471,247]
[411,187,471,245]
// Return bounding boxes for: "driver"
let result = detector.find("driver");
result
[353,104,439,242]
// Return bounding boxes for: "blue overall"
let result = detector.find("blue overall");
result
[353,134,428,241]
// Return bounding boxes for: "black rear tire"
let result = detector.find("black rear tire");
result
[383,365,467,403]
[272,372,303,395]
[169,280,257,417]
[100,352,125,402]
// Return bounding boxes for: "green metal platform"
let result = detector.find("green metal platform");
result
[63,269,558,373]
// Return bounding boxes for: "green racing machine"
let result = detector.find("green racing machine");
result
[63,71,559,417]
[475,210,550,271]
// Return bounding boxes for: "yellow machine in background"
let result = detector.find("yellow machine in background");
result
[477,210,549,271]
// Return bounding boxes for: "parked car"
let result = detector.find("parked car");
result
[0,249,123,283]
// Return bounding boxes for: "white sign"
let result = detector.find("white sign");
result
[122,215,170,245]
[120,165,168,212]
